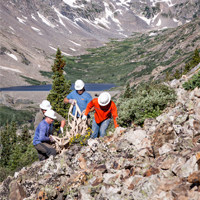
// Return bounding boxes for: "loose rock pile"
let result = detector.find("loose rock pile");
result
[0,75,200,200]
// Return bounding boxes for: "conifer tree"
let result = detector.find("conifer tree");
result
[0,122,17,167]
[123,82,133,98]
[47,48,71,123]
[192,48,200,65]
[183,48,200,74]
[174,69,181,79]
[20,125,31,152]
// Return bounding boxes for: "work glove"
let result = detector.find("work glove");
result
[82,115,87,120]
[60,127,63,134]
[49,135,55,142]
[69,99,76,105]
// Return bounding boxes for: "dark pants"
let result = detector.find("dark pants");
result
[34,142,56,161]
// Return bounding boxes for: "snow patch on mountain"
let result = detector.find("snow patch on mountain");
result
[63,0,84,8]
[156,19,161,26]
[137,15,151,26]
[69,40,81,46]
[5,53,18,61]
[116,0,131,7]
[0,66,22,73]
[37,12,55,28]
[8,26,15,34]
[53,7,66,27]
[173,18,178,23]
[31,14,37,21]
[17,17,26,24]
[150,0,175,7]
[104,2,123,31]
[70,48,76,51]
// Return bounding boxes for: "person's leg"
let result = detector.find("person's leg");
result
[35,144,48,160]
[38,153,46,161]
[99,118,111,137]
[34,143,56,160]
[43,143,57,157]
[91,118,100,138]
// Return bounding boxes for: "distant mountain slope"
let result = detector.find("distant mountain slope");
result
[62,18,200,86]
[0,0,199,87]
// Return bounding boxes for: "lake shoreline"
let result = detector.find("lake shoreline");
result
[0,90,120,107]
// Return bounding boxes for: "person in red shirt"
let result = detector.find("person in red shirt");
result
[82,92,119,138]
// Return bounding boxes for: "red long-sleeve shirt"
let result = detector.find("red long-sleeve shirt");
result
[84,98,119,128]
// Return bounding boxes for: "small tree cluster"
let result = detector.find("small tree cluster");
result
[183,48,200,74]
[164,48,200,81]
[0,123,38,181]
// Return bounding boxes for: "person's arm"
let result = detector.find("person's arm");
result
[60,120,66,128]
[64,97,70,104]
[64,92,76,105]
[84,100,94,116]
[111,102,119,128]
[86,94,94,113]
[55,112,66,125]
[54,112,66,134]
[38,123,50,142]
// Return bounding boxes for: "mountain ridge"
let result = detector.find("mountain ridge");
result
[0,0,200,87]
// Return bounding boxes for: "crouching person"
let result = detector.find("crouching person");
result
[33,109,57,161]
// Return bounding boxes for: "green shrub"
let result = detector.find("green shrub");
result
[182,71,200,90]
[0,167,12,182]
[117,83,176,126]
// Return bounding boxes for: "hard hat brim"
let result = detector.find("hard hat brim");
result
[98,93,111,106]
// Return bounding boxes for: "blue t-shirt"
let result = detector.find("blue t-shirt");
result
[33,119,53,145]
[67,90,92,116]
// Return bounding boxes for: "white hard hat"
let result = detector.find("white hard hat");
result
[98,92,111,106]
[44,109,57,119]
[40,100,52,110]
[75,79,85,90]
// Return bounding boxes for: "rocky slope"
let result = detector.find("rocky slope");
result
[0,0,200,87]
[0,70,200,199]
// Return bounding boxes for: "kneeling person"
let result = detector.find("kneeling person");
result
[34,100,66,134]
[33,109,57,161]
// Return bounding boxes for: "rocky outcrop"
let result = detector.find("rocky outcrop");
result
[0,73,200,199]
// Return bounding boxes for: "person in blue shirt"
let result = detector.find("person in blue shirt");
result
[64,79,92,117]
[33,109,57,161]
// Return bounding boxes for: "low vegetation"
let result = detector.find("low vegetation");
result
[56,19,199,86]
[183,71,200,90]
[117,83,177,126]
[0,105,34,127]
[20,75,48,85]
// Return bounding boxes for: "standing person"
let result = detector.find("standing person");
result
[34,100,66,134]
[33,109,57,161]
[64,79,92,117]
[82,92,119,138]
